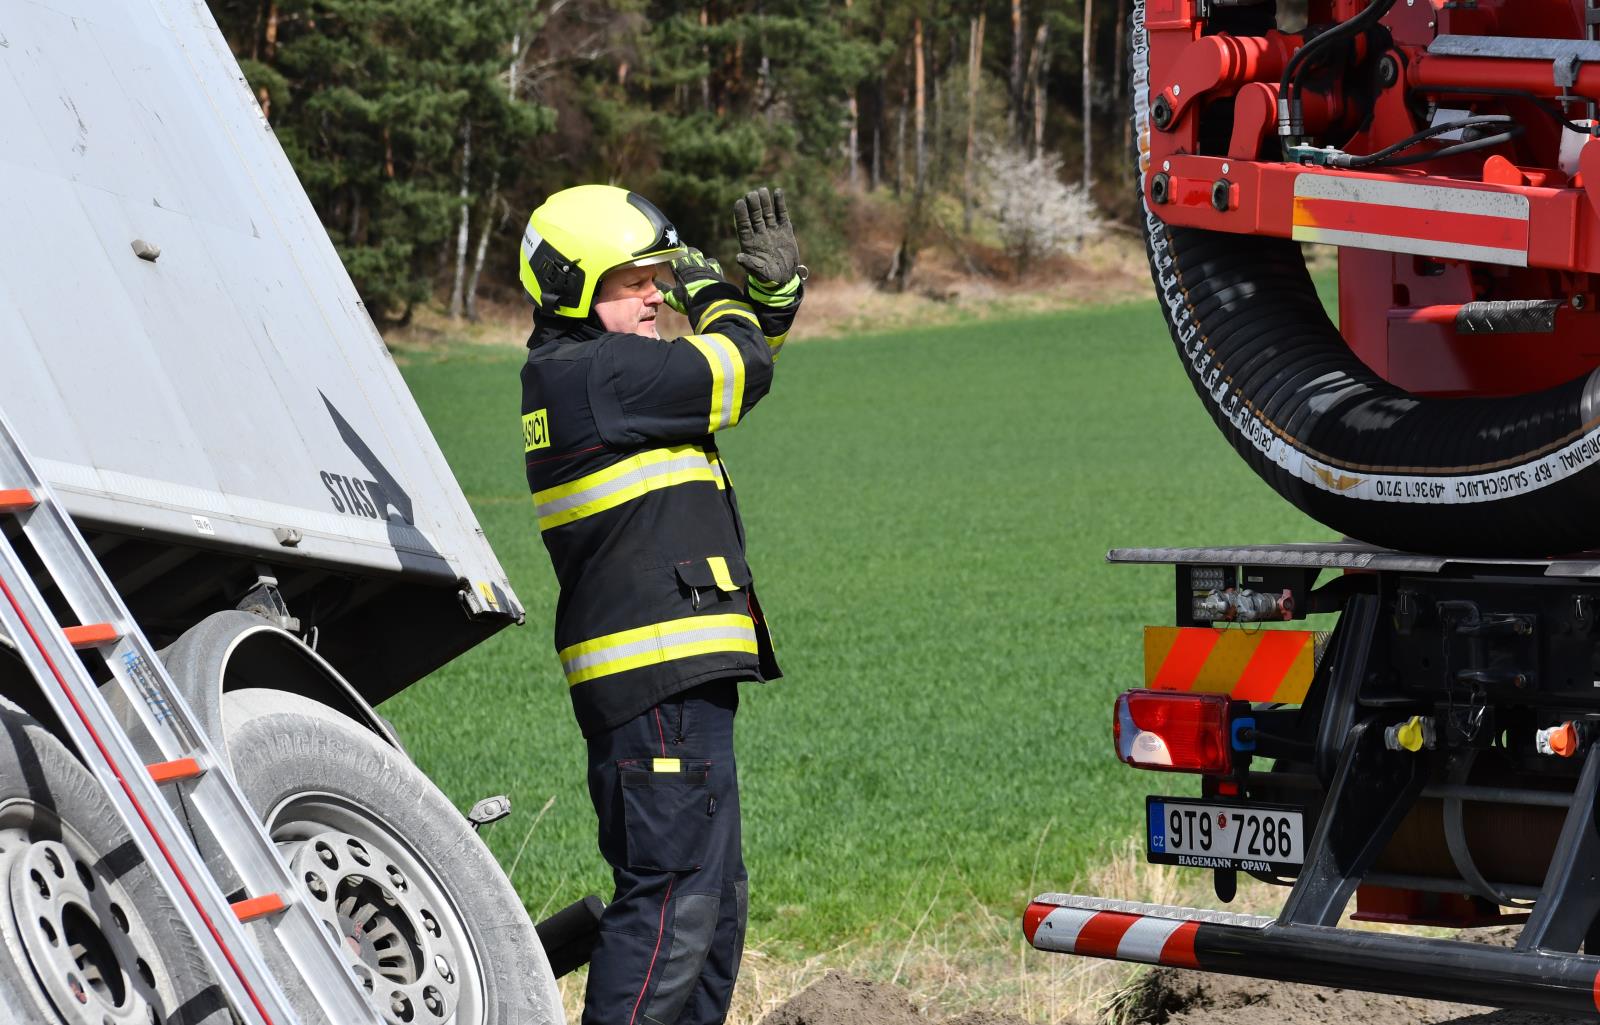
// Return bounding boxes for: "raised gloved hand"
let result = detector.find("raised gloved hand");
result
[660,248,725,314]
[733,187,803,289]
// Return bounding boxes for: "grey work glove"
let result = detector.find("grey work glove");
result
[660,248,725,315]
[733,187,803,288]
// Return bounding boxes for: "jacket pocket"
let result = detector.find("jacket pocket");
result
[618,759,715,872]
[674,555,752,609]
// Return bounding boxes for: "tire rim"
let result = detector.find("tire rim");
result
[270,794,479,1025]
[0,809,168,1025]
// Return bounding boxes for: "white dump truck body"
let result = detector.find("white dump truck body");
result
[0,0,523,699]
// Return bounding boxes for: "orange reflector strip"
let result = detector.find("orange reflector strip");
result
[0,489,37,513]
[231,893,287,923]
[1144,626,1322,704]
[148,757,204,784]
[63,623,120,649]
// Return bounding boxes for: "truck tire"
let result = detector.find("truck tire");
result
[219,688,564,1025]
[1129,3,1600,557]
[0,698,228,1025]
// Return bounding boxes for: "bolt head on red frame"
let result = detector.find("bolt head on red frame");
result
[1114,690,1233,774]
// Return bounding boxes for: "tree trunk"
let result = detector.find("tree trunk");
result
[1009,0,1024,145]
[963,13,986,232]
[848,92,861,187]
[1036,23,1050,161]
[891,186,928,292]
[844,0,858,185]
[465,186,499,322]
[349,190,365,246]
[895,57,908,196]
[1116,0,1130,163]
[914,17,926,189]
[873,122,882,190]
[1082,0,1095,186]
[700,7,712,110]
[463,30,522,321]
[1112,0,1125,104]
[1120,0,1132,159]
[448,121,472,319]
[263,1,279,60]
[1023,23,1044,159]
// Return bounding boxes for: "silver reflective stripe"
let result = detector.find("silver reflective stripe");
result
[562,623,757,676]
[705,339,738,429]
[521,222,543,262]
[536,452,712,521]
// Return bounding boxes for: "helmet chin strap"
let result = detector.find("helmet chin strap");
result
[531,307,604,337]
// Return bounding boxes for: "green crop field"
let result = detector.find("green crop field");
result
[385,294,1336,962]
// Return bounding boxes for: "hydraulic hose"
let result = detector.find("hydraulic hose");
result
[1133,2,1600,557]
[1279,0,1398,145]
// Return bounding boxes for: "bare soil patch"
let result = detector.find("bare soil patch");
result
[751,960,1587,1025]
[1111,929,1583,1025]
[1114,966,1585,1025]
[758,971,1047,1025]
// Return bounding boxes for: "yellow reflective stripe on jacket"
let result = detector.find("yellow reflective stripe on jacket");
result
[696,298,762,334]
[532,444,717,531]
[560,613,758,685]
[766,332,788,359]
[707,556,739,592]
[708,449,728,490]
[685,333,746,432]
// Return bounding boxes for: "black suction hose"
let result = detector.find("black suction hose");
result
[1133,4,1600,557]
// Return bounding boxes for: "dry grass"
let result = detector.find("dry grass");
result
[540,828,1471,1025]
[546,836,1294,1025]
[382,231,1151,359]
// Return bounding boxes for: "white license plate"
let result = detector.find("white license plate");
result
[1146,798,1305,874]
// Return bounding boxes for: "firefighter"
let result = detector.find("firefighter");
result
[518,183,803,1025]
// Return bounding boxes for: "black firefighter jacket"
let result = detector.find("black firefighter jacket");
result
[522,278,801,737]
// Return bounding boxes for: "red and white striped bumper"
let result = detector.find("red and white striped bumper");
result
[1024,900,1207,968]
[1025,893,1600,1016]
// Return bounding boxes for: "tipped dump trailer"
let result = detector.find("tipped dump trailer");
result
[0,2,568,1023]
[1029,0,1600,1015]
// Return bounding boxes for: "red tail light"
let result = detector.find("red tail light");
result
[1114,690,1232,774]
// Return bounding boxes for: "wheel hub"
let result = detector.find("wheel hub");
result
[4,840,164,1025]
[288,830,461,1024]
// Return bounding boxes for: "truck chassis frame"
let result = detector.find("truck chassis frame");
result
[1029,542,1600,1015]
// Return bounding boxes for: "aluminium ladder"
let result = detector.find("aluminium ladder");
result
[0,406,382,1025]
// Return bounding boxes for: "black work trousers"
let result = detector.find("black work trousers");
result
[583,680,747,1025]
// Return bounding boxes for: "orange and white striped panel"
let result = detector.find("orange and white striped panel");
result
[1024,905,1200,968]
[1143,626,1319,704]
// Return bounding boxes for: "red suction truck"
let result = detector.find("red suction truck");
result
[1027,0,1600,1015]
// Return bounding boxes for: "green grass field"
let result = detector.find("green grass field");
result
[384,296,1336,961]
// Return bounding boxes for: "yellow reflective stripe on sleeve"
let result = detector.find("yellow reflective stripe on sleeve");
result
[766,332,788,359]
[707,556,739,592]
[685,333,746,432]
[532,444,718,531]
[559,614,758,685]
[696,298,762,333]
